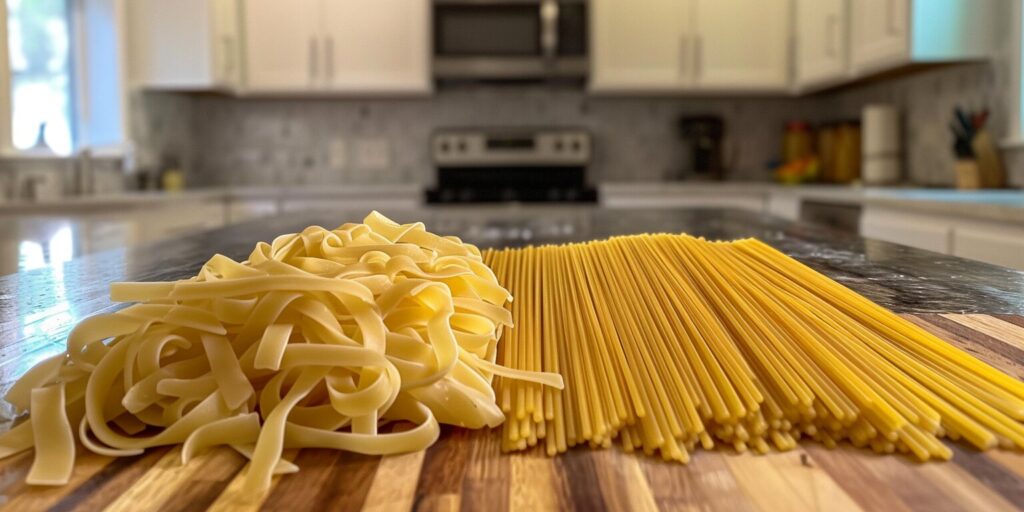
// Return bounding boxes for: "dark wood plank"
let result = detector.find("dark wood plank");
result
[992,314,1024,331]
[49,447,170,512]
[415,426,473,511]
[556,449,607,512]
[640,449,758,512]
[904,315,1024,380]
[262,449,381,512]
[949,443,1024,508]
[460,429,510,512]
[157,448,245,512]
[915,314,1024,373]
[803,445,917,512]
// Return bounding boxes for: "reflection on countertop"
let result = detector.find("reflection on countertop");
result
[0,184,426,275]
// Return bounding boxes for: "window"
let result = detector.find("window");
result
[0,0,125,156]
[6,0,74,155]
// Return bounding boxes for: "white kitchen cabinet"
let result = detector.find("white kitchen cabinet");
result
[591,0,790,93]
[795,0,847,90]
[850,0,1000,76]
[128,0,242,90]
[241,0,430,94]
[321,0,430,93]
[766,192,802,221]
[693,0,791,91]
[849,0,908,74]
[226,199,278,224]
[952,225,1024,270]
[589,0,692,92]
[241,0,321,91]
[859,206,951,254]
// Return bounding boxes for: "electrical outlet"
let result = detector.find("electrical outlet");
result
[354,138,391,170]
[327,137,347,169]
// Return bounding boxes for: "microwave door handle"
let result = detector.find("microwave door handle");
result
[540,0,559,59]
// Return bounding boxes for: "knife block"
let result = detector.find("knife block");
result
[955,160,981,189]
[971,130,1005,188]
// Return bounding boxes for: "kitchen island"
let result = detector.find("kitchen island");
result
[1,207,1022,511]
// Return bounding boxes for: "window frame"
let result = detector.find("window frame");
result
[0,0,129,158]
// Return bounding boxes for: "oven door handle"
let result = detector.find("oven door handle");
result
[540,0,559,59]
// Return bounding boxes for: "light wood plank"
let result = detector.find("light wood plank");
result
[941,314,1024,352]
[725,452,815,511]
[3,448,113,510]
[104,447,201,512]
[592,449,658,512]
[204,449,298,512]
[360,450,426,512]
[509,456,562,512]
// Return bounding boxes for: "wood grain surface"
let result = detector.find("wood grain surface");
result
[1,314,1023,512]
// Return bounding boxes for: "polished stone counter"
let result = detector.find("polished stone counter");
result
[3,207,1023,389]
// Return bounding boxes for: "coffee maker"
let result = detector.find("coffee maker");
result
[678,116,725,180]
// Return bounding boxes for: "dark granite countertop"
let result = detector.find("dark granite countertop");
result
[2,207,1023,389]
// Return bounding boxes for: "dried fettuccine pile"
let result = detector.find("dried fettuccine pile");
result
[0,211,563,495]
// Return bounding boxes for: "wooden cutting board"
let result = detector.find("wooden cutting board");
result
[1,314,1023,512]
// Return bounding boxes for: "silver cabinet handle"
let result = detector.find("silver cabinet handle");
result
[826,14,838,57]
[325,36,334,82]
[679,35,689,79]
[694,35,703,80]
[539,0,558,59]
[309,37,319,83]
[886,0,899,36]
[221,35,235,78]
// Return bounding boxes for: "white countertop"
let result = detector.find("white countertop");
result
[600,182,1024,223]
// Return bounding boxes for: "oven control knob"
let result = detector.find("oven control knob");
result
[554,139,564,152]
[456,140,468,152]
[570,138,582,152]
[439,140,450,153]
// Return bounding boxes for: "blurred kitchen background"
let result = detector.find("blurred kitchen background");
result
[3,0,1024,274]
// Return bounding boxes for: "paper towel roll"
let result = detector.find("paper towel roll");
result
[862,157,901,185]
[862,104,900,156]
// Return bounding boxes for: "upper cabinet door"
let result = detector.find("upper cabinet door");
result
[242,0,321,92]
[795,0,847,89]
[693,0,791,91]
[211,0,241,88]
[129,0,215,89]
[589,0,691,92]
[850,0,908,74]
[320,0,430,93]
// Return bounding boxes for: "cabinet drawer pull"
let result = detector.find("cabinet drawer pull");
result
[309,37,319,83]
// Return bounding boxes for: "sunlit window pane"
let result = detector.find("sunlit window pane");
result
[6,0,73,155]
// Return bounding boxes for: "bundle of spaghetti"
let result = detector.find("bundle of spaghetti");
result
[485,233,1024,462]
[0,212,562,496]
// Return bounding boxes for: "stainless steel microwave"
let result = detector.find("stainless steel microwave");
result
[433,0,588,81]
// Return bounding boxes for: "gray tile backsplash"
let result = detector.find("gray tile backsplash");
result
[170,89,818,187]
[142,55,1021,189]
[814,64,1021,187]
[810,9,1022,188]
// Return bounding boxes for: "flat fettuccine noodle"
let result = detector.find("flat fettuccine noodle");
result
[0,211,563,497]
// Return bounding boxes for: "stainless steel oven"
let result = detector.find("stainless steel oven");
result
[426,127,596,203]
[432,0,588,81]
